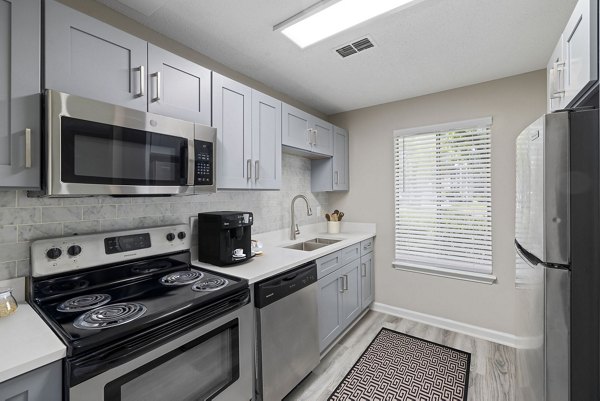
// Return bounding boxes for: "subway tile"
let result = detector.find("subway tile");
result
[63,220,103,236]
[0,191,16,207]
[62,197,101,206]
[16,259,30,277]
[0,243,30,263]
[42,206,82,223]
[98,196,132,205]
[116,203,170,218]
[0,226,17,244]
[18,223,63,242]
[83,205,117,220]
[0,261,16,280]
[0,208,40,225]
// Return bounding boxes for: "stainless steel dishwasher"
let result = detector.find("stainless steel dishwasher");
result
[255,261,319,401]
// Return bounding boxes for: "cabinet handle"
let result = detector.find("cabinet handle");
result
[306,129,312,145]
[247,159,252,180]
[361,263,367,277]
[25,128,32,168]
[334,171,339,185]
[551,61,565,99]
[255,160,259,181]
[338,276,344,293]
[151,71,161,102]
[134,66,145,98]
[343,274,349,291]
[313,130,318,146]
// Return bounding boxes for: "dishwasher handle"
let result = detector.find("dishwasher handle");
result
[255,261,317,308]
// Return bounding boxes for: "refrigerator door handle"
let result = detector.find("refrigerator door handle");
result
[515,240,541,268]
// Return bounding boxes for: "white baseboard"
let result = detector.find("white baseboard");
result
[371,302,518,348]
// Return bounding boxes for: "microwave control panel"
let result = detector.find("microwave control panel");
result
[194,139,213,186]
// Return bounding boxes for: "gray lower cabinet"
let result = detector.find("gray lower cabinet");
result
[147,44,211,124]
[45,0,148,111]
[0,361,62,401]
[0,0,41,189]
[317,240,374,353]
[360,252,374,309]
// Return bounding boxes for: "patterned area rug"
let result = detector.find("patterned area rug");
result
[329,328,470,401]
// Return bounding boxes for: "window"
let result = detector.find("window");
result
[393,117,495,284]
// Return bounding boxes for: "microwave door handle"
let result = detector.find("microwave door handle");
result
[187,139,195,186]
[515,240,540,269]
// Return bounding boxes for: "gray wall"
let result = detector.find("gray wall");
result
[328,70,547,335]
[0,154,328,279]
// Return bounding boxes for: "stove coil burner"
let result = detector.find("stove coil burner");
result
[131,260,173,274]
[40,276,89,295]
[192,278,229,292]
[73,303,147,330]
[57,294,112,313]
[159,270,203,286]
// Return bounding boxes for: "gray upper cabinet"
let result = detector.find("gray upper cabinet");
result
[147,44,211,125]
[213,73,252,189]
[0,0,41,189]
[251,90,282,190]
[311,125,349,192]
[546,0,598,111]
[0,361,62,401]
[282,103,333,157]
[45,0,147,110]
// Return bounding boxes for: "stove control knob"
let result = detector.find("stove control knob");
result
[177,232,186,240]
[46,247,62,260]
[68,245,82,257]
[166,233,175,242]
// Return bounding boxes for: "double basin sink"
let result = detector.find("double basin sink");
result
[282,238,341,252]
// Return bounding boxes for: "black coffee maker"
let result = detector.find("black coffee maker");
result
[197,211,253,266]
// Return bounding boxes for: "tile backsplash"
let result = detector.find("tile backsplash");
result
[0,154,328,279]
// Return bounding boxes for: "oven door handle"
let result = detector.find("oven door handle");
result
[187,139,195,186]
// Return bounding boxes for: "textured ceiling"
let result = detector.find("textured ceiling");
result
[97,0,577,115]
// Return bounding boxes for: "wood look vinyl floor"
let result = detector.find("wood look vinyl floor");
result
[284,310,515,401]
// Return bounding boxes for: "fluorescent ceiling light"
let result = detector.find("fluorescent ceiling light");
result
[277,0,418,49]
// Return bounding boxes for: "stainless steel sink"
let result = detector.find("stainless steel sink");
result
[282,238,341,251]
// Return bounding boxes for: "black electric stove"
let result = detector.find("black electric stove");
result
[29,225,250,389]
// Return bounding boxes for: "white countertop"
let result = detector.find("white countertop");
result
[0,278,66,383]
[191,222,376,284]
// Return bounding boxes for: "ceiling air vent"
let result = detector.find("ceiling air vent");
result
[334,36,375,58]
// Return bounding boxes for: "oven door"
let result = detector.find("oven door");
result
[46,90,196,196]
[69,303,253,401]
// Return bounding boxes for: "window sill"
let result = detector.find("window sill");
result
[392,261,497,284]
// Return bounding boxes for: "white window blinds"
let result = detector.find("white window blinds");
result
[393,118,492,274]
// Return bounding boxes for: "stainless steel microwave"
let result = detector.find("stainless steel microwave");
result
[44,90,216,196]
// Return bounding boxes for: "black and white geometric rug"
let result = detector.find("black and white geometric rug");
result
[328,328,470,401]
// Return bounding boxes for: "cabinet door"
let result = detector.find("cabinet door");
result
[147,44,211,124]
[547,37,565,112]
[318,271,343,352]
[332,126,349,190]
[562,0,596,106]
[282,103,312,152]
[251,90,281,190]
[312,118,333,156]
[213,73,252,189]
[360,253,374,310]
[45,0,147,110]
[340,259,361,329]
[0,0,41,189]
[0,361,62,401]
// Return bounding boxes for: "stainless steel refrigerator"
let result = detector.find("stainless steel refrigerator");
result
[514,108,599,401]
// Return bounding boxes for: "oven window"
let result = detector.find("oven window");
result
[61,117,188,186]
[105,319,239,401]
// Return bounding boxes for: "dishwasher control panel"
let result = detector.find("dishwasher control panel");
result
[254,262,317,308]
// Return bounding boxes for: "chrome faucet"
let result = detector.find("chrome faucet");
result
[290,194,312,240]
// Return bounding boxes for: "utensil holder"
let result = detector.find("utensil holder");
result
[327,221,340,234]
